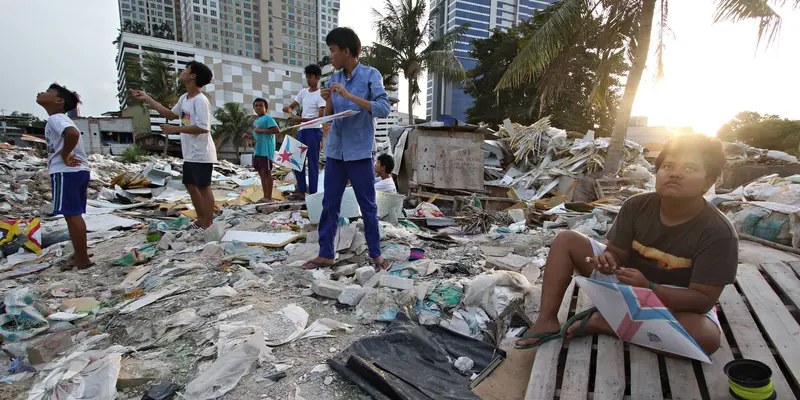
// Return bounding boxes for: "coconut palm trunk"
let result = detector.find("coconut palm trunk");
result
[602,0,655,176]
[408,80,414,125]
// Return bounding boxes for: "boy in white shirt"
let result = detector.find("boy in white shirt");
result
[131,61,217,229]
[37,83,92,270]
[374,154,397,194]
[282,64,327,199]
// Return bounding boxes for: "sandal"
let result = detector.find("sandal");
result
[59,262,95,272]
[514,331,562,350]
[302,259,335,270]
[561,306,599,338]
[373,258,393,271]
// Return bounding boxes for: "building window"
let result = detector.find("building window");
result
[236,9,241,15]
[204,16,208,22]
[195,23,201,29]
[210,1,216,6]
[245,19,251,25]
[213,44,219,50]
[212,27,218,33]
[244,11,251,18]
[196,41,202,46]
[210,10,216,16]
[245,35,252,41]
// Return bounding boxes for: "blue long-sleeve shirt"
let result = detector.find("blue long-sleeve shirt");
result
[325,63,391,161]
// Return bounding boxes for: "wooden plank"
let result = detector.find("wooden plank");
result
[560,290,593,399]
[761,262,800,310]
[701,329,736,400]
[665,357,702,400]
[736,263,800,387]
[525,280,575,400]
[788,261,800,277]
[629,345,662,400]
[718,284,794,397]
[593,335,625,400]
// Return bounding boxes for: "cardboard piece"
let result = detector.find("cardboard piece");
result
[472,347,537,400]
[220,231,300,247]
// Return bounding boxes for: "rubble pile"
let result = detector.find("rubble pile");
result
[0,141,559,399]
[724,141,800,167]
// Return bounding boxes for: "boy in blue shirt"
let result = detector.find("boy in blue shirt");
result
[251,98,280,201]
[302,27,392,270]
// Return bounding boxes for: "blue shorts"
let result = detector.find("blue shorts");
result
[50,171,90,216]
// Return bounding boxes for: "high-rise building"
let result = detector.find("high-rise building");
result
[176,0,336,66]
[115,32,307,121]
[118,0,183,41]
[426,0,554,122]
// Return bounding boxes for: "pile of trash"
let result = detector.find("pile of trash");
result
[489,117,653,202]
[724,142,800,167]
[0,143,559,399]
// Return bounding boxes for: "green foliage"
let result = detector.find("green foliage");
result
[360,46,399,93]
[372,0,469,122]
[213,103,252,159]
[717,111,782,141]
[722,116,800,153]
[465,11,624,136]
[120,144,148,163]
[8,112,46,128]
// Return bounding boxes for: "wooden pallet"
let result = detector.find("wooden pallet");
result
[523,262,800,399]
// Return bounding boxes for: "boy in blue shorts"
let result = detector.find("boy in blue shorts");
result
[37,83,92,270]
[251,98,280,201]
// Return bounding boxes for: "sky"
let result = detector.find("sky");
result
[1,0,799,135]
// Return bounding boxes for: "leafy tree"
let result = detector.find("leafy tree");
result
[717,111,781,141]
[496,0,797,175]
[317,55,330,67]
[734,118,800,153]
[8,112,46,128]
[141,52,185,155]
[152,22,175,40]
[213,103,251,162]
[114,20,148,47]
[372,0,469,124]
[360,46,399,93]
[465,11,625,136]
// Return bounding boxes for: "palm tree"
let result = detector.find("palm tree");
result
[373,0,470,124]
[497,0,795,175]
[141,52,184,155]
[213,103,251,162]
[360,45,400,93]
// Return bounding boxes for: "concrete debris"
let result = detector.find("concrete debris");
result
[311,279,346,299]
[379,275,414,290]
[354,265,375,284]
[337,284,366,306]
[25,330,73,365]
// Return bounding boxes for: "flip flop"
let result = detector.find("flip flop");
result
[59,262,95,272]
[302,260,335,270]
[514,331,562,350]
[561,306,599,338]
[373,259,393,271]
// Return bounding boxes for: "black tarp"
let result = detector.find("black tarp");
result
[327,313,506,400]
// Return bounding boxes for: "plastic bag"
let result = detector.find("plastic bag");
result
[462,271,532,319]
[0,218,42,255]
[411,202,444,218]
[182,331,271,399]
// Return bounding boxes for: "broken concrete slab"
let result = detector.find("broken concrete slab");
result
[61,297,100,313]
[204,221,226,243]
[362,270,385,289]
[117,358,170,389]
[331,263,358,279]
[26,330,73,365]
[337,285,366,306]
[481,246,513,258]
[355,266,375,285]
[486,254,530,272]
[335,224,357,252]
[379,275,414,290]
[311,279,347,299]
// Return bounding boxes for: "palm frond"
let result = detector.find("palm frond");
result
[655,0,669,80]
[496,0,585,90]
[713,0,784,47]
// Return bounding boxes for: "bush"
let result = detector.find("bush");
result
[120,144,148,163]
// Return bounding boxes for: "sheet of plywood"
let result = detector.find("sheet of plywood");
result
[560,290,593,399]
[524,281,575,400]
[761,262,800,310]
[220,231,300,247]
[629,345,662,400]
[665,357,702,400]
[594,336,625,400]
[789,261,800,277]
[702,330,735,400]
[472,346,537,400]
[718,284,793,397]
[736,263,800,387]
[433,145,484,190]
[415,134,438,185]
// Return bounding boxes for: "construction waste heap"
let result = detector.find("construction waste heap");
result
[2,116,800,400]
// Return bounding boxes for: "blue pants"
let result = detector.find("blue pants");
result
[295,128,322,194]
[318,157,381,259]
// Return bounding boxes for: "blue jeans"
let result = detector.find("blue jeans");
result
[295,128,322,194]
[318,157,381,259]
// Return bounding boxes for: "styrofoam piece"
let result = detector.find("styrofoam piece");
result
[220,231,300,247]
[306,187,362,224]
